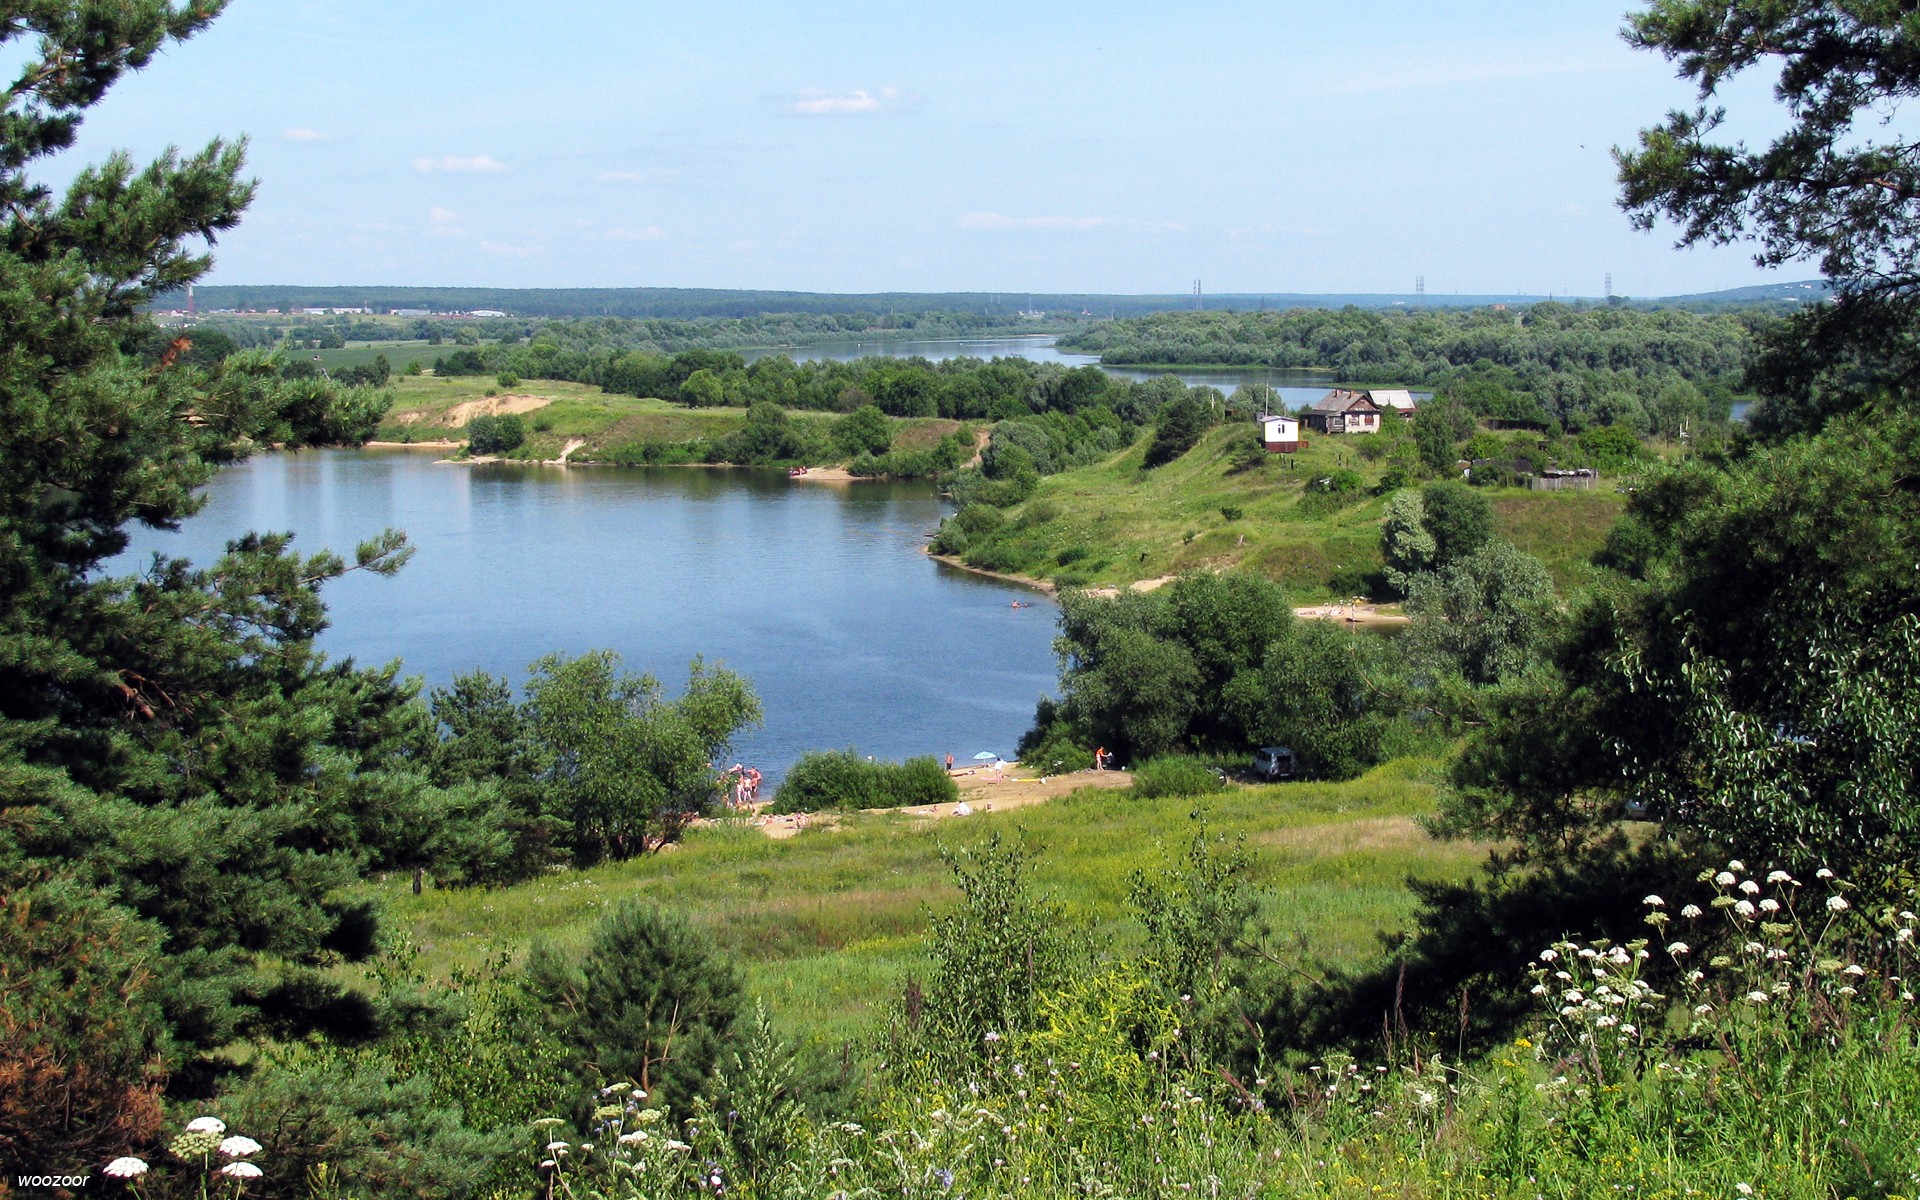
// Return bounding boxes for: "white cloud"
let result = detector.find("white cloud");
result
[958,212,1184,232]
[427,207,465,238]
[791,86,902,115]
[283,127,331,142]
[606,226,667,242]
[412,154,507,174]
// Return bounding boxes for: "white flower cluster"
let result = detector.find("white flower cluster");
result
[105,1116,265,1187]
[1531,937,1663,1068]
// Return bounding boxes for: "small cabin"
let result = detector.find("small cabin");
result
[1301,390,1382,435]
[1261,414,1300,453]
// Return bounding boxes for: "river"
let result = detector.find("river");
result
[116,451,1059,782]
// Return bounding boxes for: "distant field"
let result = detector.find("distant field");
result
[302,339,438,373]
[365,757,1480,1043]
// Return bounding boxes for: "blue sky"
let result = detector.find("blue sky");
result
[53,1,1796,296]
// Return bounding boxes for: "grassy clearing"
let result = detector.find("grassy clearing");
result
[965,427,1626,600]
[305,340,438,374]
[370,757,1481,1042]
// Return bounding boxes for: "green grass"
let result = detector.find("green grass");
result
[368,757,1481,1042]
[371,375,970,465]
[302,340,438,374]
[956,427,1626,600]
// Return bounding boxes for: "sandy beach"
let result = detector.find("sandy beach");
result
[742,767,1136,839]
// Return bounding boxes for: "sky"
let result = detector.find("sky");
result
[41,1,1806,297]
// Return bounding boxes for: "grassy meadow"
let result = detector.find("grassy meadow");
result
[369,757,1482,1043]
[956,424,1625,599]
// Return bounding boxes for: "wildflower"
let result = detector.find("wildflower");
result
[983,1031,1002,1043]
[1767,870,1792,884]
[1539,949,1558,962]
[1739,880,1760,895]
[1827,895,1849,912]
[218,1136,262,1158]
[1643,894,1665,907]
[1759,898,1780,913]
[545,1142,570,1153]
[1746,991,1770,1004]
[104,1158,149,1178]
[1693,1003,1713,1015]
[1715,871,1736,886]
[1727,859,1745,872]
[1838,986,1858,997]
[1681,904,1703,918]
[1816,868,1834,879]
[1734,900,1757,916]
[1667,942,1690,955]
[1530,983,1548,995]
[218,1163,263,1179]
[1897,928,1914,944]
[1736,1185,1753,1197]
[619,1131,648,1144]
[1578,947,1599,960]
[185,1117,227,1135]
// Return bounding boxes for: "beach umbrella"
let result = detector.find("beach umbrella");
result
[972,751,999,761]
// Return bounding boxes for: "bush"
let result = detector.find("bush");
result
[1129,755,1230,798]
[467,413,525,455]
[495,371,520,389]
[1219,505,1244,522]
[770,750,958,813]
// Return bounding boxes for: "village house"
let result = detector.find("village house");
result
[1301,389,1382,435]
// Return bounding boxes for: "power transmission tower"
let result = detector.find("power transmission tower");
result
[1605,272,1614,298]
[1415,276,1425,302]
[1193,279,1203,310]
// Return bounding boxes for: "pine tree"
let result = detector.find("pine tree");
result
[0,3,487,1166]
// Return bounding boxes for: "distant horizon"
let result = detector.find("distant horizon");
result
[57,3,1813,297]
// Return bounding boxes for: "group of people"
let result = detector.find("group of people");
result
[723,763,763,809]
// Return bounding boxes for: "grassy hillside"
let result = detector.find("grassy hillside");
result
[951,425,1626,600]
[367,758,1480,1043]
[371,374,966,464]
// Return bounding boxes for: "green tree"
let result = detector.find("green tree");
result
[1616,0,1920,435]
[1143,392,1210,468]
[1379,489,1438,596]
[523,652,760,862]
[832,403,893,457]
[1403,541,1559,686]
[0,8,468,1158]
[1418,480,1493,568]
[543,902,745,1107]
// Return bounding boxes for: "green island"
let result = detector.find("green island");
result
[7,5,1920,1200]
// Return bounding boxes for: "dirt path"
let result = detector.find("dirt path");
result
[1292,602,1409,626]
[441,393,554,426]
[551,438,587,464]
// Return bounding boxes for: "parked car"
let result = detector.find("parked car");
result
[1252,746,1297,780]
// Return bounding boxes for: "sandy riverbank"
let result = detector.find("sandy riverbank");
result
[745,767,1136,839]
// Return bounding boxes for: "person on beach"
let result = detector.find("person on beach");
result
[945,752,955,773]
[1095,746,1106,771]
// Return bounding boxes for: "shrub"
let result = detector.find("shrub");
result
[770,750,958,813]
[1219,505,1244,522]
[467,413,525,455]
[953,503,1007,536]
[495,371,520,389]
[1129,755,1229,799]
[926,523,969,556]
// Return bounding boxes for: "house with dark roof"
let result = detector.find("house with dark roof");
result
[1301,389,1382,435]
